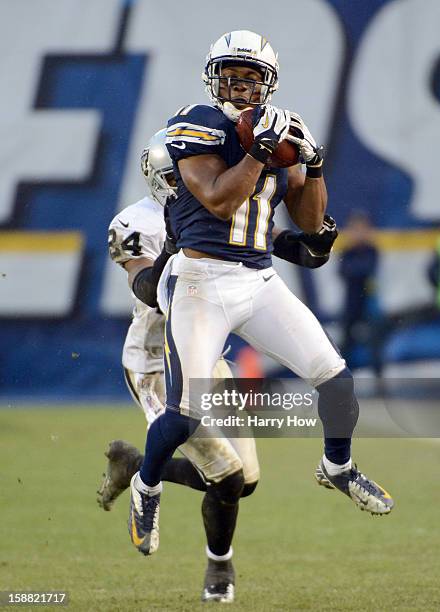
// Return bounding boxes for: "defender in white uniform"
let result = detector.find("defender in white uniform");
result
[102,130,259,604]
[107,190,260,485]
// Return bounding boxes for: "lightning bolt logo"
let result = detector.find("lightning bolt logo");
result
[164,311,172,385]
[130,512,146,547]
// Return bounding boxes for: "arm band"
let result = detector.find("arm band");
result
[273,230,329,269]
[306,164,323,178]
[131,247,172,308]
[305,146,324,178]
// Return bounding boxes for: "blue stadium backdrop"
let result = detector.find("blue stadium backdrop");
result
[1,0,439,399]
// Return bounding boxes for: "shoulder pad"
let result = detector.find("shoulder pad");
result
[166,104,227,151]
[171,104,225,124]
[108,197,165,265]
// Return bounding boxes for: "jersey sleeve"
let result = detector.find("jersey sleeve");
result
[165,105,227,162]
[108,207,165,266]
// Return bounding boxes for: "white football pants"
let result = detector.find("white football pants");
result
[159,250,346,419]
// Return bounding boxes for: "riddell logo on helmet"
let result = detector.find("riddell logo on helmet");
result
[236,47,255,55]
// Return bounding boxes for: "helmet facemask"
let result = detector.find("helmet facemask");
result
[205,57,277,108]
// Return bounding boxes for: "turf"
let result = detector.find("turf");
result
[1,406,439,611]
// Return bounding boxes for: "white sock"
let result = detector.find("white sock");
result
[323,455,352,476]
[206,546,233,562]
[134,472,162,496]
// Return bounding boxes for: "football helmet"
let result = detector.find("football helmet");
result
[203,30,279,115]
[141,129,176,207]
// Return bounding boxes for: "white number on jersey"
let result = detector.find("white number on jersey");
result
[229,175,277,250]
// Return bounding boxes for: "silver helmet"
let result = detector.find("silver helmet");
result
[141,128,176,206]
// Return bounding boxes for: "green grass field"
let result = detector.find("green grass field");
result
[1,405,439,611]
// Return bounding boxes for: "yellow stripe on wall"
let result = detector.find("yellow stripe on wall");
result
[334,230,440,252]
[0,229,438,254]
[0,231,84,253]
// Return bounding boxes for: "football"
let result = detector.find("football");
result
[236,108,300,168]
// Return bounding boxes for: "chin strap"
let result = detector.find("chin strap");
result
[221,101,253,123]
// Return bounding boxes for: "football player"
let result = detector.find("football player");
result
[129,30,395,570]
[102,128,339,602]
[129,30,394,566]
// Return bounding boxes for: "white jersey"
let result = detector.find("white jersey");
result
[108,196,166,374]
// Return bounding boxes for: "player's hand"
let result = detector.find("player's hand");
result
[248,105,290,164]
[252,105,290,152]
[164,198,178,255]
[287,112,324,167]
[300,215,338,256]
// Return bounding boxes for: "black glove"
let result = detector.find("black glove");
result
[164,199,178,255]
[299,215,338,257]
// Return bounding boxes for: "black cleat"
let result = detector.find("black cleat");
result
[97,440,143,511]
[128,473,160,556]
[202,558,235,603]
[315,459,394,516]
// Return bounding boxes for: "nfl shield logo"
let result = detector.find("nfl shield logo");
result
[187,284,198,296]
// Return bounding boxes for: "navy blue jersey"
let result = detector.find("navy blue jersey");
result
[165,104,288,269]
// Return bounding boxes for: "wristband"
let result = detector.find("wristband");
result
[305,145,325,177]
[306,164,323,178]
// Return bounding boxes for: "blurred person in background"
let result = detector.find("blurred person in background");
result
[339,210,381,374]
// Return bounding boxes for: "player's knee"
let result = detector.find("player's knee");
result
[317,366,354,399]
[241,480,258,498]
[210,469,245,505]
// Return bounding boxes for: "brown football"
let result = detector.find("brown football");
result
[236,108,300,168]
